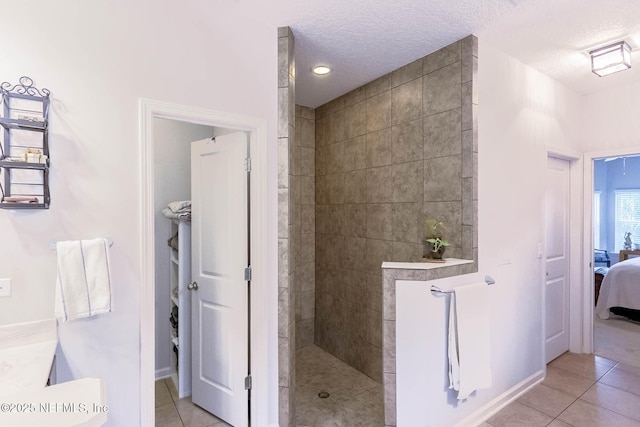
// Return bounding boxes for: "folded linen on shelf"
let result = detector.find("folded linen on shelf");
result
[161,200,191,222]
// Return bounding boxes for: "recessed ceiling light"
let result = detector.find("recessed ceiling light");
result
[312,66,331,76]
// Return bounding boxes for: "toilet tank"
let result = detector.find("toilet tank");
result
[0,319,57,398]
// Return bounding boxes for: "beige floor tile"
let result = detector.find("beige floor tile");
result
[543,366,596,397]
[557,399,640,427]
[175,398,226,427]
[582,382,640,421]
[546,420,572,427]
[549,352,616,380]
[166,378,180,401]
[616,362,640,376]
[517,383,577,417]
[156,379,174,408]
[477,423,492,427]
[486,401,553,427]
[600,366,640,397]
[155,402,183,427]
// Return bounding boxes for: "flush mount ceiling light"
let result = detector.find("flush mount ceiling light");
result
[312,65,331,76]
[589,41,632,77]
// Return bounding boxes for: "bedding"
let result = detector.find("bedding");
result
[595,257,640,319]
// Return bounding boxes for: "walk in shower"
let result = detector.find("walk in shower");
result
[278,27,478,426]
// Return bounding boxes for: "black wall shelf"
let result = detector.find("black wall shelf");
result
[0,76,51,209]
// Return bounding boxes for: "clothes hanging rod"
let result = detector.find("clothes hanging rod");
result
[430,275,495,295]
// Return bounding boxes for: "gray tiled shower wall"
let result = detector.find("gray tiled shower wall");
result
[314,36,478,382]
[294,105,316,349]
[277,26,296,427]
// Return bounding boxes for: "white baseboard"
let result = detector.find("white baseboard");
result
[155,367,172,381]
[454,370,545,427]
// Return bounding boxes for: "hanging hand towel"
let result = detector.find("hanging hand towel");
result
[54,238,112,322]
[448,282,492,400]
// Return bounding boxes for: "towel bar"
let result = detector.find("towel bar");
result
[430,275,495,295]
[49,238,114,251]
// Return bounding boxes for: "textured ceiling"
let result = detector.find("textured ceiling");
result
[228,0,640,107]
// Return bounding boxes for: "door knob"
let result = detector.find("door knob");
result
[188,281,199,291]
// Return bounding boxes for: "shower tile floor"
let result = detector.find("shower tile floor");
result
[295,345,383,427]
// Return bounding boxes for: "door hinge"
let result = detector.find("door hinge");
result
[244,266,252,281]
[244,375,252,390]
[244,157,252,172]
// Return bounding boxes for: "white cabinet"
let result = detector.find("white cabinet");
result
[169,219,191,398]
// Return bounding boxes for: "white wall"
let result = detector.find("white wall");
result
[153,118,214,376]
[0,1,279,425]
[396,40,584,425]
[581,82,640,153]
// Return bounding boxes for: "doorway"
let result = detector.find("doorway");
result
[588,152,640,366]
[139,99,270,426]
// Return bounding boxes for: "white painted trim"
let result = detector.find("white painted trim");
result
[454,370,544,427]
[138,98,269,427]
[581,147,640,355]
[583,157,595,354]
[155,367,172,381]
[545,148,584,356]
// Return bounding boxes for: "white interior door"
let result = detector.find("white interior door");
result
[545,156,571,363]
[191,132,249,427]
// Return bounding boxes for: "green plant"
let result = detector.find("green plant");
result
[425,236,450,252]
[424,218,449,254]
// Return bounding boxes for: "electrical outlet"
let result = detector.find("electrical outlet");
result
[0,278,11,297]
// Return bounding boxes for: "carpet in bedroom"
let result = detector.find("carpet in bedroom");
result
[594,314,640,368]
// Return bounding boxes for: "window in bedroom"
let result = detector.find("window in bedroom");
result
[614,189,640,251]
[594,191,601,248]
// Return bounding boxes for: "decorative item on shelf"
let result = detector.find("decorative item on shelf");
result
[24,148,45,163]
[624,231,633,250]
[423,218,450,262]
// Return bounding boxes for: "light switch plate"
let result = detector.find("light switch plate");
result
[0,278,11,297]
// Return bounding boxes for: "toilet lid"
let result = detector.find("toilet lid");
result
[0,378,106,426]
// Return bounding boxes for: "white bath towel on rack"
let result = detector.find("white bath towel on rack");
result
[448,282,492,400]
[54,239,112,322]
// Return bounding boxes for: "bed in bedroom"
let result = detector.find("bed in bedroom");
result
[595,257,640,321]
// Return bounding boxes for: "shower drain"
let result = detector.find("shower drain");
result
[318,391,330,399]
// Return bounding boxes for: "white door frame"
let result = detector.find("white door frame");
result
[582,147,640,354]
[138,99,269,426]
[545,147,583,359]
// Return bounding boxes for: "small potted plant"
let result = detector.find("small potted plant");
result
[424,218,450,261]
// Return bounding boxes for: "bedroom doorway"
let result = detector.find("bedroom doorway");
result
[589,152,640,367]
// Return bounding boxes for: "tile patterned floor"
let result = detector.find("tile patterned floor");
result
[295,345,383,426]
[484,352,640,427]
[156,330,640,427]
[155,378,231,427]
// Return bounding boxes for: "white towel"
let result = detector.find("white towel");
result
[54,239,112,322]
[448,282,492,400]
